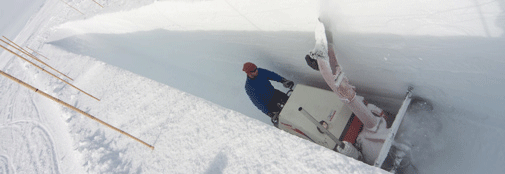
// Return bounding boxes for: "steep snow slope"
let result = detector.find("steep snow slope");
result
[49,0,505,173]
[0,0,386,173]
[1,0,504,173]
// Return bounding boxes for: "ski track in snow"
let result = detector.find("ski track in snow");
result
[0,73,61,174]
[0,154,13,174]
[0,121,60,174]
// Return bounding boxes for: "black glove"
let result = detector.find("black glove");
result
[281,78,294,89]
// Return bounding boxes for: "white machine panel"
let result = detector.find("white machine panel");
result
[278,84,353,149]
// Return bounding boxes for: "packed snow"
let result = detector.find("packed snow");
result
[1,0,504,173]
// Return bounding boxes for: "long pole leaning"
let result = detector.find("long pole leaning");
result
[298,107,342,147]
[26,46,50,60]
[59,0,84,15]
[91,0,104,8]
[0,69,155,150]
[1,37,73,81]
[0,44,100,101]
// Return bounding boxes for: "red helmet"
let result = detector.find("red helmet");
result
[243,62,257,74]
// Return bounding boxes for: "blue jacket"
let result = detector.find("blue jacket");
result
[245,68,284,115]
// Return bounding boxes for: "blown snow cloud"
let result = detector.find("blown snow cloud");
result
[51,0,318,40]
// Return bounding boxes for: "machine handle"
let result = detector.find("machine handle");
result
[298,107,342,147]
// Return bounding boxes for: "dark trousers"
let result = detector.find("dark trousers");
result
[266,89,289,115]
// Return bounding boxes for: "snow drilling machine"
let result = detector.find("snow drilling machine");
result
[271,20,416,173]
[274,84,413,173]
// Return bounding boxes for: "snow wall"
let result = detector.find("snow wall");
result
[50,0,505,130]
[1,0,503,173]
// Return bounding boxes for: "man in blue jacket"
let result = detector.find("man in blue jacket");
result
[243,62,294,124]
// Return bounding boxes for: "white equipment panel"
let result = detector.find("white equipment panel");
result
[278,84,353,149]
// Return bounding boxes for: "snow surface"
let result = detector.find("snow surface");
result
[1,0,504,173]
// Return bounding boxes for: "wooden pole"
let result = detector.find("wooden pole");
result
[2,37,41,60]
[91,0,104,8]
[1,37,74,81]
[26,46,50,60]
[0,44,100,101]
[59,0,84,15]
[0,69,155,150]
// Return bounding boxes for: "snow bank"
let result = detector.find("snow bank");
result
[2,0,505,173]
[63,63,386,173]
[50,0,318,41]
[1,0,387,173]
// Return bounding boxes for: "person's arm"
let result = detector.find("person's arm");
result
[246,84,270,115]
[261,68,284,82]
[262,68,294,88]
